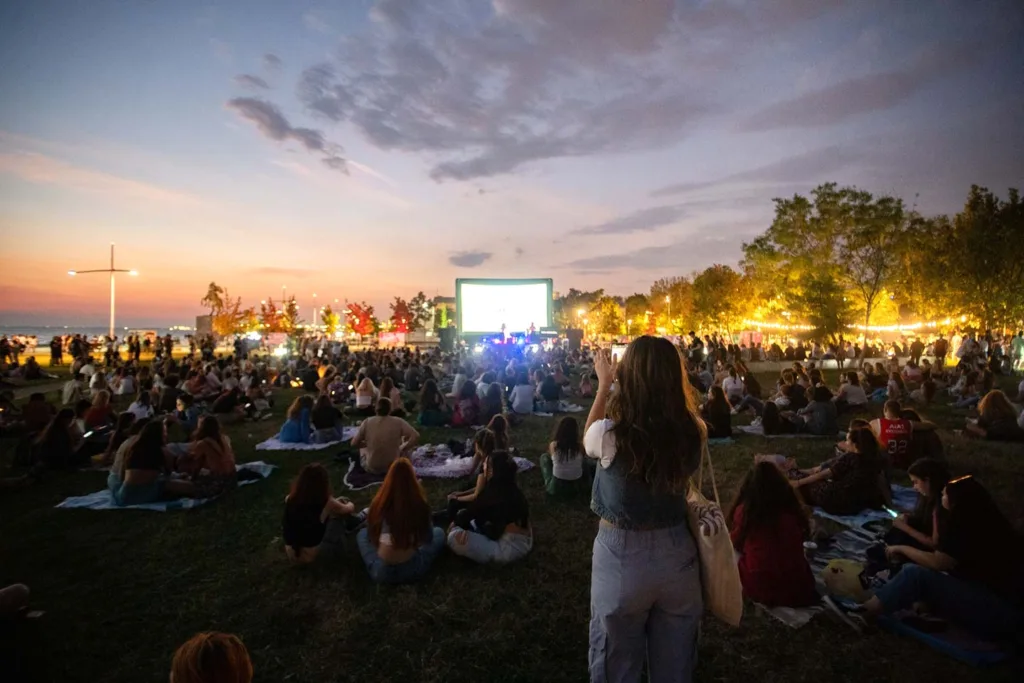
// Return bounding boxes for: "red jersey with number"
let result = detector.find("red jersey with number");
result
[879,418,913,468]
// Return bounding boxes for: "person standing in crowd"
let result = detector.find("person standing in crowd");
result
[584,338,705,682]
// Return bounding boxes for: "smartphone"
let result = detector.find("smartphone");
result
[83,431,94,438]
[611,344,628,363]
[883,507,899,518]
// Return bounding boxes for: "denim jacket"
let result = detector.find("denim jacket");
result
[587,419,690,530]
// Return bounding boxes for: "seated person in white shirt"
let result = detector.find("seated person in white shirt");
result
[721,367,745,404]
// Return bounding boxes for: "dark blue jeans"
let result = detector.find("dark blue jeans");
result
[356,527,445,584]
[874,564,1022,640]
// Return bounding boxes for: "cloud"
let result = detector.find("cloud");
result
[737,45,980,132]
[303,10,334,35]
[0,151,205,206]
[564,230,761,273]
[514,246,524,258]
[448,251,492,268]
[226,97,347,172]
[263,53,283,70]
[573,204,686,235]
[651,145,866,197]
[235,74,270,90]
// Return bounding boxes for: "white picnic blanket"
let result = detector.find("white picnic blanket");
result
[736,424,834,438]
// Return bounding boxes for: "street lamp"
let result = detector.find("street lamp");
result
[312,293,317,330]
[68,243,138,339]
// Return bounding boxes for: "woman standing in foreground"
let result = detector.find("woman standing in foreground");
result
[584,337,705,683]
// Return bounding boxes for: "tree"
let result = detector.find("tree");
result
[200,282,226,317]
[211,289,246,337]
[281,296,302,333]
[791,273,855,344]
[838,192,907,357]
[649,277,693,334]
[692,265,748,334]
[347,301,377,337]
[592,296,625,336]
[320,305,341,336]
[390,297,413,333]
[408,291,431,331]
[945,186,1024,329]
[259,298,282,333]
[553,288,604,330]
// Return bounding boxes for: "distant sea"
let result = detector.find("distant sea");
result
[0,325,192,340]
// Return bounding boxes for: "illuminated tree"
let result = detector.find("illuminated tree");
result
[390,297,413,333]
[320,305,341,336]
[259,298,282,333]
[593,296,625,336]
[692,265,748,334]
[649,277,692,334]
[408,291,431,331]
[347,301,377,337]
[281,296,302,333]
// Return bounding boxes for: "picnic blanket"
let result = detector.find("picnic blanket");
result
[812,485,917,529]
[735,424,834,438]
[343,445,535,490]
[55,461,277,511]
[878,613,1009,666]
[708,437,735,446]
[255,426,359,451]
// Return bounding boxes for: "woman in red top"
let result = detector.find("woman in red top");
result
[728,461,818,607]
[83,390,114,430]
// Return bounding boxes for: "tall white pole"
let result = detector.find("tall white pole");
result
[109,244,116,339]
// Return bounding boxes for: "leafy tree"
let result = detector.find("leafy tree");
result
[838,192,907,354]
[211,289,246,337]
[281,296,302,333]
[320,305,341,336]
[200,282,226,317]
[945,186,1024,329]
[390,297,413,333]
[592,296,625,336]
[554,288,604,329]
[692,265,748,334]
[649,277,692,333]
[408,291,431,331]
[347,302,377,337]
[790,273,855,344]
[259,298,282,333]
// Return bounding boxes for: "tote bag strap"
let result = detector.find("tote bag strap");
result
[695,438,721,506]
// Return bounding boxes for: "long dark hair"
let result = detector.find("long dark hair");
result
[471,450,529,528]
[943,476,1022,557]
[608,336,704,494]
[192,414,223,443]
[419,379,441,410]
[553,416,581,462]
[907,458,949,527]
[123,420,166,474]
[36,408,75,445]
[761,402,784,435]
[486,413,509,450]
[288,463,331,507]
[728,461,809,547]
[104,412,136,458]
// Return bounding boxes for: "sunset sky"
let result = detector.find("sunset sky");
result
[1,0,1022,328]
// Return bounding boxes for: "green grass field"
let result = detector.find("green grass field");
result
[2,369,1023,683]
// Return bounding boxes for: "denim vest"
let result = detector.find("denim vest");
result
[591,451,690,531]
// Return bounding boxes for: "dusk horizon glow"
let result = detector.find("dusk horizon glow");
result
[2,0,1022,328]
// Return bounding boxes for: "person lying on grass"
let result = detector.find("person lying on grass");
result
[540,416,590,496]
[964,390,1024,442]
[447,450,532,565]
[862,475,1024,641]
[283,463,356,564]
[728,461,818,608]
[356,458,445,584]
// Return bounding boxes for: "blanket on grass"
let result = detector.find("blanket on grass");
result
[55,461,276,511]
[343,445,534,490]
[255,426,359,451]
[533,401,587,417]
[812,485,917,529]
[735,424,835,438]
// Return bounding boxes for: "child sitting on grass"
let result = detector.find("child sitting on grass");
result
[540,416,589,496]
[728,461,818,607]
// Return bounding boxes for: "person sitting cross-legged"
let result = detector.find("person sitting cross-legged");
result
[356,458,445,584]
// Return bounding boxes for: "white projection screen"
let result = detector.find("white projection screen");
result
[456,278,553,335]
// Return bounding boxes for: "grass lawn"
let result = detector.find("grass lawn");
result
[2,369,1023,683]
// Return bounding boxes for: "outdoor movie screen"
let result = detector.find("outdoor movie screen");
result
[456,278,553,335]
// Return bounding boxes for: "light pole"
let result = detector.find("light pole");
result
[68,243,138,339]
[665,295,671,331]
[312,293,317,331]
